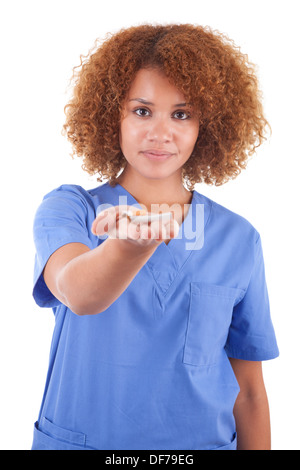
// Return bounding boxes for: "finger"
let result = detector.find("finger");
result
[91,210,108,235]
[92,205,130,235]
[114,217,139,240]
[139,223,153,240]
[146,220,163,240]
[92,208,118,236]
[127,221,142,240]
[165,219,180,239]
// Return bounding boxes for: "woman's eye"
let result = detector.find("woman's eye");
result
[133,108,190,119]
[173,110,190,120]
[134,108,150,117]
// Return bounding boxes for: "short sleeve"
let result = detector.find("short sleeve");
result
[225,234,279,361]
[33,185,94,309]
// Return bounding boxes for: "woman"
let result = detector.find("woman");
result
[32,24,279,450]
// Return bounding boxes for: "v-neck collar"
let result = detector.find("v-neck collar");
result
[103,182,211,295]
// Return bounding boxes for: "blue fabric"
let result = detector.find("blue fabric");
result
[31,182,279,450]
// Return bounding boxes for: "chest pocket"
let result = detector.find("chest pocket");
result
[183,282,244,367]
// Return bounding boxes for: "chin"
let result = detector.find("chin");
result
[139,169,175,181]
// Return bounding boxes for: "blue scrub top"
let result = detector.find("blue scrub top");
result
[31,182,279,450]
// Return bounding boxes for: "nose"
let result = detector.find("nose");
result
[146,117,173,143]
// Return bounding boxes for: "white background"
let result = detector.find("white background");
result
[0,0,299,450]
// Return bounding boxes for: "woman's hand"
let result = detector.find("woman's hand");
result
[91,205,179,248]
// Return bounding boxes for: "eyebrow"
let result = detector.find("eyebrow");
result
[129,98,188,107]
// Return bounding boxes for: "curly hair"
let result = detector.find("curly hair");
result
[63,23,270,190]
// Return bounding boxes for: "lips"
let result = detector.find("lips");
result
[141,149,174,160]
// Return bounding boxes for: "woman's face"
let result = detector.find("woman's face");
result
[119,68,199,182]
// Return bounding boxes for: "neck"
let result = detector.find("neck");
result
[115,169,192,212]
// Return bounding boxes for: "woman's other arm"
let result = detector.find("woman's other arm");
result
[229,358,272,450]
